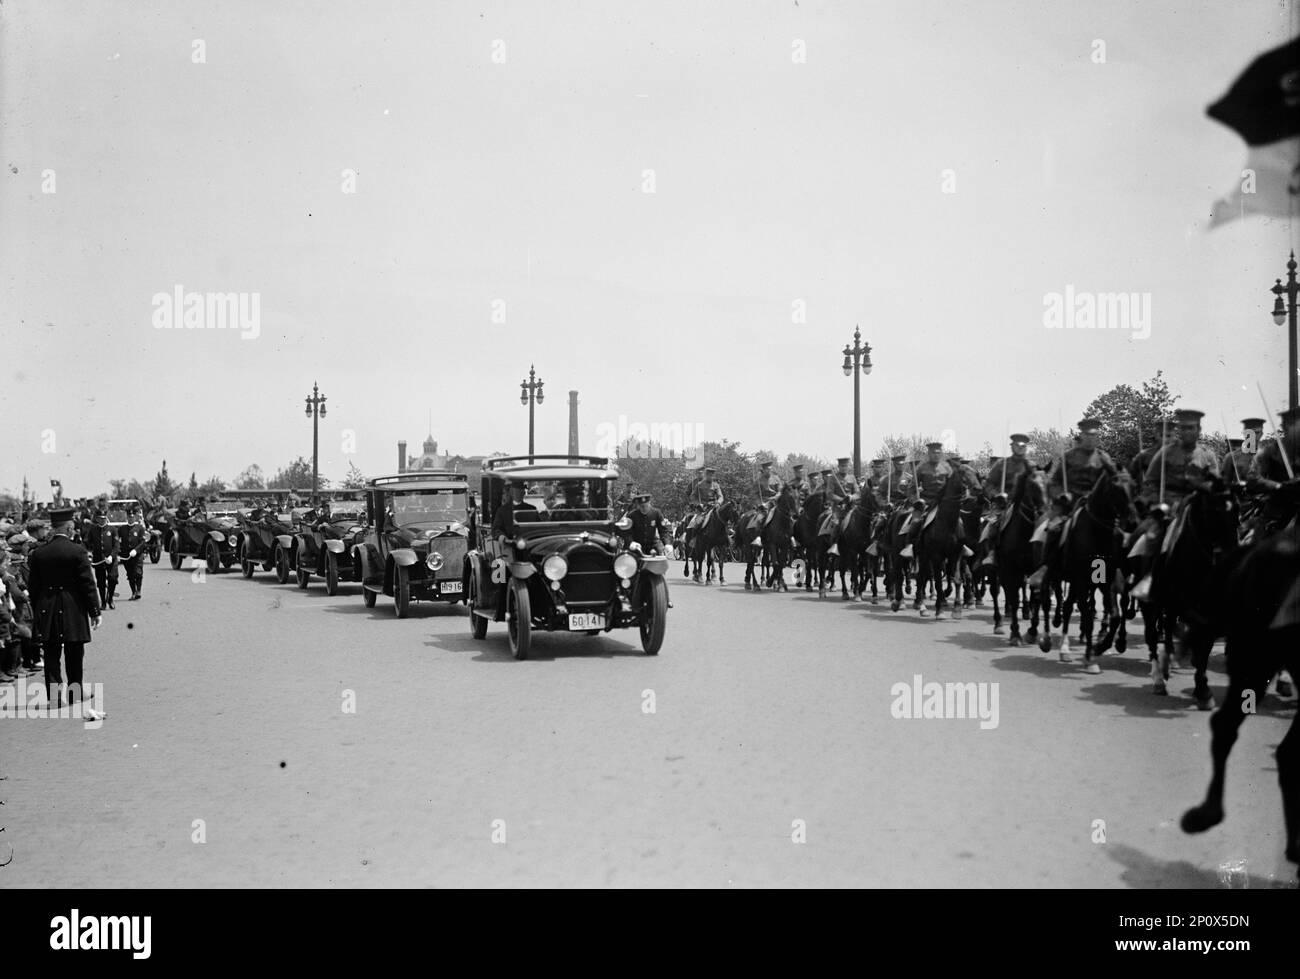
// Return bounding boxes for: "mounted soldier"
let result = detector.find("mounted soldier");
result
[753,460,783,526]
[825,457,858,517]
[899,442,950,559]
[980,434,1036,567]
[877,455,912,506]
[1246,406,1300,538]
[687,466,723,531]
[1140,409,1219,508]
[1027,418,1118,586]
[788,464,810,505]
[1219,438,1247,483]
[1128,417,1173,484]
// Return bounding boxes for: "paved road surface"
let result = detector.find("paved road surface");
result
[2,559,1295,887]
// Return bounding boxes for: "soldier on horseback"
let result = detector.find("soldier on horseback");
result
[788,464,809,504]
[899,442,949,559]
[687,466,724,531]
[979,434,1035,568]
[1247,406,1300,537]
[1027,418,1117,586]
[879,455,912,506]
[753,460,783,529]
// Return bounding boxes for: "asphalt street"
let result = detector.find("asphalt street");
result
[1,558,1295,888]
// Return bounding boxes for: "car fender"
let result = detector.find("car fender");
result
[324,539,346,554]
[275,534,294,551]
[508,562,536,580]
[640,555,668,577]
[390,548,418,568]
[207,531,227,544]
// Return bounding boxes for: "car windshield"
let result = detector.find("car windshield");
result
[388,489,467,528]
[327,509,365,523]
[507,478,611,520]
[106,506,129,523]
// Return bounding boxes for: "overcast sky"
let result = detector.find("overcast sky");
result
[2,0,1296,497]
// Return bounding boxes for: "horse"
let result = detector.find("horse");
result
[914,476,969,619]
[1181,520,1300,878]
[1047,469,1137,673]
[756,486,798,591]
[795,494,828,592]
[1145,482,1240,709]
[837,492,882,600]
[881,503,919,611]
[957,494,989,608]
[690,500,737,585]
[989,470,1048,646]
[736,503,766,591]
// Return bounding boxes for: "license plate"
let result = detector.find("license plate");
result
[568,612,605,630]
[440,580,463,594]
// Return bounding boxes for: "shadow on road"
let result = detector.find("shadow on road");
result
[423,632,645,662]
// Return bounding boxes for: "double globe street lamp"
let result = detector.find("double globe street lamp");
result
[521,365,544,463]
[305,382,327,496]
[842,326,874,480]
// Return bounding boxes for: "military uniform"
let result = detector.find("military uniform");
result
[689,475,724,507]
[824,468,858,509]
[119,514,149,600]
[1246,436,1300,531]
[913,458,952,505]
[28,519,101,703]
[1142,442,1219,505]
[1046,445,1118,500]
[983,455,1034,501]
[788,469,810,504]
[87,518,121,608]
[878,460,913,505]
[1219,442,1252,483]
[754,467,782,507]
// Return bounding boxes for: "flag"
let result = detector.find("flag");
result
[1205,36,1300,227]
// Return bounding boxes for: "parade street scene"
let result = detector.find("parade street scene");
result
[1,0,1298,895]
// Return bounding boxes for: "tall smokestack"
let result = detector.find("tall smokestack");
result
[397,440,407,474]
[568,391,579,461]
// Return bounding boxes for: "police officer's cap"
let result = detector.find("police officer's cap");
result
[47,507,75,524]
[703,466,715,474]
[1240,417,1266,430]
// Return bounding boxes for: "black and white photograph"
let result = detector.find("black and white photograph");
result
[1,0,1298,924]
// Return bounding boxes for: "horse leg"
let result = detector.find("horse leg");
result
[1279,704,1300,866]
[1190,631,1215,711]
[991,574,1005,635]
[716,546,725,585]
[1181,669,1268,837]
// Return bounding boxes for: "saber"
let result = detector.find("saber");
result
[1257,382,1295,480]
[1159,415,1167,505]
[1220,412,1241,481]
[910,458,921,501]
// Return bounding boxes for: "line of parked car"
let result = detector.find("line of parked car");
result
[147,455,668,660]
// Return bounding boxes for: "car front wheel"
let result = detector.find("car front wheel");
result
[394,565,410,618]
[507,578,531,660]
[325,553,339,595]
[169,536,182,570]
[205,540,220,575]
[362,586,376,608]
[640,577,667,655]
[275,547,290,584]
[467,570,488,639]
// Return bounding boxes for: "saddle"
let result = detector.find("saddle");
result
[687,508,708,531]
[817,509,838,538]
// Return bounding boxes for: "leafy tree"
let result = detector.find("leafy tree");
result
[198,476,226,496]
[269,457,328,491]
[234,464,266,490]
[877,434,936,463]
[152,460,176,500]
[781,451,832,483]
[969,441,996,478]
[342,462,367,489]
[188,472,199,491]
[1080,370,1178,468]
[1025,428,1072,469]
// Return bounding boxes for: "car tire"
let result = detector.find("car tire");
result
[296,563,309,589]
[640,577,667,655]
[507,578,531,660]
[169,536,182,570]
[275,546,290,584]
[467,572,488,640]
[205,540,220,575]
[149,545,161,565]
[325,553,339,596]
[362,587,376,608]
[394,565,410,618]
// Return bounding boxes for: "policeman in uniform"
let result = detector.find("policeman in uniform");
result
[1141,409,1219,506]
[87,505,121,609]
[1246,406,1300,536]
[119,504,149,601]
[626,493,671,555]
[27,506,102,711]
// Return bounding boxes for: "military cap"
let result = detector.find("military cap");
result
[1172,408,1204,424]
[926,441,944,450]
[759,460,772,468]
[703,466,715,473]
[47,507,75,524]
[988,455,1003,463]
[633,492,652,503]
[820,468,833,476]
[1227,437,1244,448]
[1241,417,1266,430]
[1280,406,1300,425]
[791,463,805,472]
[890,454,907,463]
[1077,418,1103,432]
[870,458,886,466]
[1009,433,1029,445]
[836,456,850,465]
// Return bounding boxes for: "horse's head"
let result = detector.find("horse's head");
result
[1184,479,1238,550]
[1087,468,1137,528]
[717,500,739,525]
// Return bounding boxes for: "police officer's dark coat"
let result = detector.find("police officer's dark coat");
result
[626,506,670,552]
[27,534,100,644]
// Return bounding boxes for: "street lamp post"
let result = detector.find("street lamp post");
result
[520,365,544,463]
[304,381,327,496]
[841,326,874,480]
[1271,250,1299,411]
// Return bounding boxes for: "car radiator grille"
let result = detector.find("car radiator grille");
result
[563,548,616,605]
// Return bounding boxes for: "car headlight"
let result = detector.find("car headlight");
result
[426,551,444,571]
[543,555,568,581]
[613,553,638,580]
